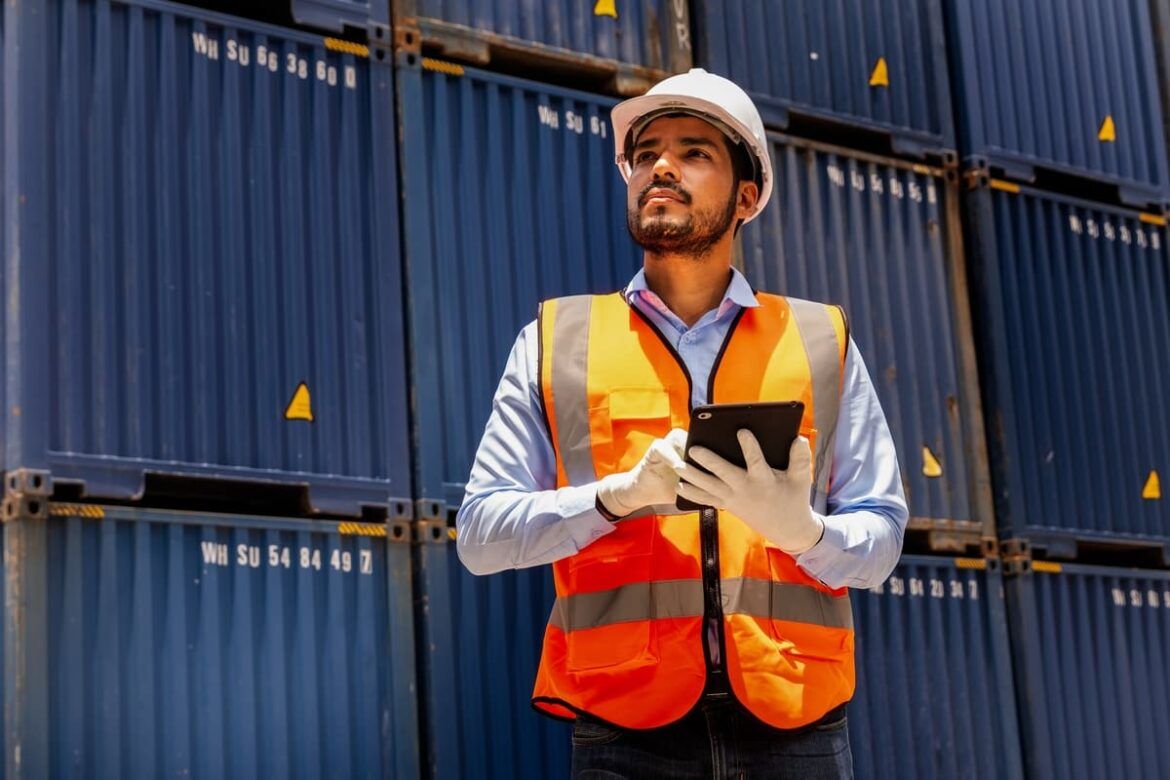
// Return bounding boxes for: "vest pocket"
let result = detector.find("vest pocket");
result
[763,544,852,660]
[594,387,673,475]
[564,519,657,672]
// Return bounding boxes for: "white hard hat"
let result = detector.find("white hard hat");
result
[611,68,773,224]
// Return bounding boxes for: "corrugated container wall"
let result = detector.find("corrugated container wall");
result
[740,137,993,536]
[1,0,412,517]
[1154,0,1170,145]
[293,0,691,91]
[694,0,955,158]
[3,505,417,778]
[964,181,1170,556]
[852,556,1023,779]
[944,0,1170,205]
[395,58,640,516]
[1005,563,1170,779]
[413,526,570,779]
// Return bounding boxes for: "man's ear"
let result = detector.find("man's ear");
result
[737,180,760,220]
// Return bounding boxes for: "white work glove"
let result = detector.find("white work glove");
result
[596,428,689,518]
[675,430,825,554]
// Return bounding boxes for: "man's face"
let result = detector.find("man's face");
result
[625,115,755,256]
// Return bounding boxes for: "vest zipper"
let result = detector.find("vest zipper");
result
[700,307,742,697]
[700,506,729,696]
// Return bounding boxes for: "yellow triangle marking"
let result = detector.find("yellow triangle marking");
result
[869,57,890,88]
[922,445,943,478]
[1098,114,1116,142]
[1142,470,1161,500]
[593,0,617,18]
[284,382,314,422]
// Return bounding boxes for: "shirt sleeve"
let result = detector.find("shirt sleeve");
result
[795,339,909,589]
[455,321,616,576]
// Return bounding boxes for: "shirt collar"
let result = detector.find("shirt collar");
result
[623,267,760,315]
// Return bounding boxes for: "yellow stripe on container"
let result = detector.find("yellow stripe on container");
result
[338,522,388,537]
[1139,212,1167,227]
[954,557,987,570]
[1032,561,1063,573]
[422,57,465,76]
[324,37,370,57]
[50,504,105,519]
[990,179,1020,194]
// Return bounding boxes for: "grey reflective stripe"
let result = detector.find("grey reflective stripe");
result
[721,577,853,630]
[547,578,851,633]
[548,580,704,632]
[549,295,598,485]
[786,298,843,513]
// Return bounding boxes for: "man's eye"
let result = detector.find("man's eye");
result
[688,149,710,159]
[635,152,657,164]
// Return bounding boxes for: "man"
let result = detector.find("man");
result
[456,69,908,778]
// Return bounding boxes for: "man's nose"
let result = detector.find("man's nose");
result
[651,153,680,182]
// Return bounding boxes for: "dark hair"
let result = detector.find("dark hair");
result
[723,135,757,189]
[722,135,757,236]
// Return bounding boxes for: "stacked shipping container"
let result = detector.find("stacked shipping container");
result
[5,504,418,777]
[1004,560,1170,779]
[2,0,418,776]
[694,0,955,159]
[963,180,1170,561]
[1,0,413,518]
[943,0,1170,206]
[946,2,1170,778]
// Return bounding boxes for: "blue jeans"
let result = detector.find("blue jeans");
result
[570,699,852,779]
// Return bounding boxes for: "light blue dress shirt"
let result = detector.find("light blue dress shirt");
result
[456,267,909,590]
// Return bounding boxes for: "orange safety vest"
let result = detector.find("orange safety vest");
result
[531,290,853,730]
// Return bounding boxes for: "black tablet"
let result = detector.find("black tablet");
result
[676,401,805,511]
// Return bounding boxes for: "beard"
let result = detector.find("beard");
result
[626,181,739,258]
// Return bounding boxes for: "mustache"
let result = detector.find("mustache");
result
[638,181,692,207]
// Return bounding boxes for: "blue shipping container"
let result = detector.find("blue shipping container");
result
[395,57,641,517]
[964,179,1170,558]
[413,524,570,779]
[694,0,955,158]
[1005,561,1170,779]
[3,504,417,778]
[944,0,1170,204]
[1,0,411,517]
[293,0,691,91]
[852,555,1023,779]
[741,136,993,537]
